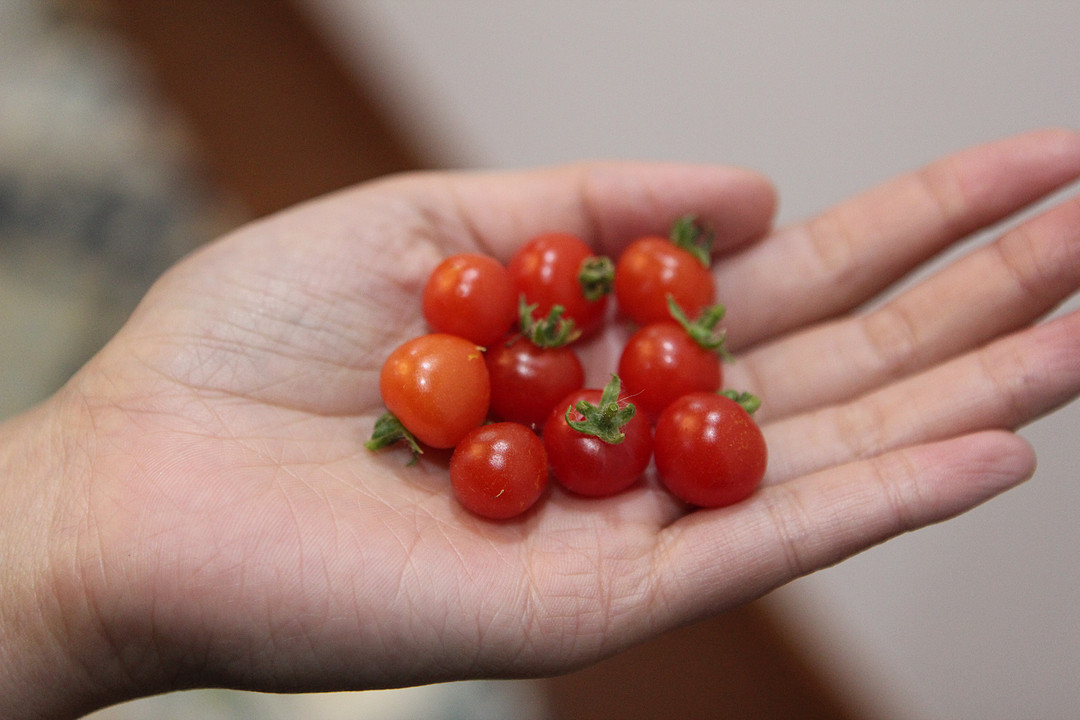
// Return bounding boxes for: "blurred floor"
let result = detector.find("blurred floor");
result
[86,683,552,720]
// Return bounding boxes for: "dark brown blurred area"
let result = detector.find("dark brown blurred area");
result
[75,0,426,218]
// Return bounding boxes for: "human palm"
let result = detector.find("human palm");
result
[55,130,1080,709]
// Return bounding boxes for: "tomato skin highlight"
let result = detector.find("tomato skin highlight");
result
[422,253,517,346]
[614,236,715,326]
[508,232,608,339]
[378,333,490,449]
[485,335,585,429]
[543,388,654,497]
[654,392,767,508]
[450,423,548,520]
[618,322,722,422]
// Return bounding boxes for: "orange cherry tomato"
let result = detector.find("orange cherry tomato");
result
[379,333,490,449]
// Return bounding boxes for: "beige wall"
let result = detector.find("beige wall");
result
[301,2,1080,719]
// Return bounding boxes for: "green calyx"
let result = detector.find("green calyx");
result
[669,215,714,268]
[719,389,762,415]
[578,255,615,301]
[365,411,423,464]
[518,295,581,347]
[566,374,636,444]
[667,295,733,360]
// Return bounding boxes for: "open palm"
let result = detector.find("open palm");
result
[56,129,1080,711]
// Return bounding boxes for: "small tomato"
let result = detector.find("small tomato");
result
[451,422,548,520]
[378,333,490,449]
[654,392,766,508]
[543,376,653,497]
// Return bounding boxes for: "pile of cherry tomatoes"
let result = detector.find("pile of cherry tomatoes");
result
[367,217,767,520]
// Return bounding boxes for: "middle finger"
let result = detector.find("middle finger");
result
[727,192,1080,421]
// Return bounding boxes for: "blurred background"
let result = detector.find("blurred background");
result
[2,1,1078,718]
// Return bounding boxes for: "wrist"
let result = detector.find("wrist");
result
[0,389,128,719]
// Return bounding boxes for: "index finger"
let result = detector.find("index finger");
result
[715,128,1080,348]
[380,161,778,261]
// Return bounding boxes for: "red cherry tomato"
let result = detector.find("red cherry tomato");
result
[422,253,517,346]
[485,335,585,429]
[450,422,548,520]
[618,322,722,421]
[615,236,714,326]
[508,232,609,339]
[654,393,767,508]
[379,333,490,449]
[543,384,653,497]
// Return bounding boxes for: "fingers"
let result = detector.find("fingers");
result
[386,162,778,260]
[653,430,1034,621]
[760,308,1080,486]
[715,128,1080,347]
[729,191,1080,420]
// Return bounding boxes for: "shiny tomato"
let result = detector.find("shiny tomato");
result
[614,218,715,326]
[486,335,585,429]
[422,253,517,346]
[543,378,653,497]
[378,333,490,449]
[654,392,767,508]
[450,422,548,520]
[618,322,722,421]
[507,232,611,339]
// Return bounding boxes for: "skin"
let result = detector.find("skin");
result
[1,129,1080,719]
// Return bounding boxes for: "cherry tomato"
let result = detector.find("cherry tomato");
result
[450,422,548,520]
[654,392,767,508]
[508,232,610,339]
[543,381,653,497]
[422,253,517,347]
[618,322,722,421]
[486,335,585,429]
[615,236,714,326]
[379,333,490,449]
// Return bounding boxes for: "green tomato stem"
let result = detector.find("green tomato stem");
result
[669,215,714,268]
[518,295,581,347]
[719,390,762,415]
[365,411,423,464]
[566,374,636,444]
[579,255,615,301]
[667,295,733,360]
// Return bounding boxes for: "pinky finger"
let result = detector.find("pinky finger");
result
[652,430,1035,624]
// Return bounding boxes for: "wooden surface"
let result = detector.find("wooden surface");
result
[90,1,860,717]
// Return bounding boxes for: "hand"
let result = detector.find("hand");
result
[2,129,1078,719]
